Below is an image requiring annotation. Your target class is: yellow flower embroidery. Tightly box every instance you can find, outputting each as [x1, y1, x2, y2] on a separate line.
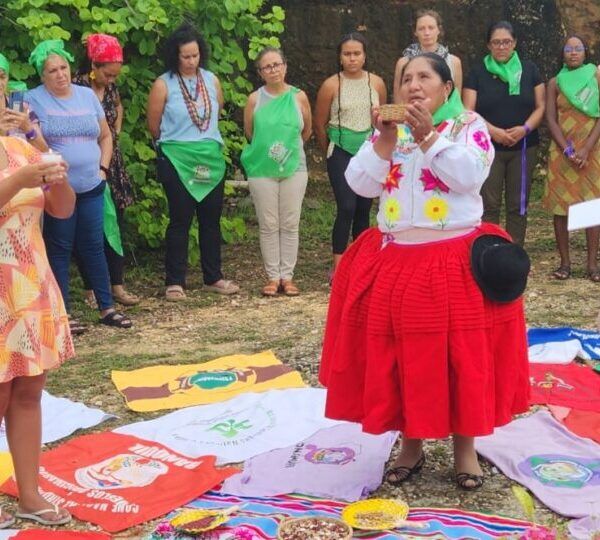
[384, 197, 401, 224]
[424, 197, 449, 223]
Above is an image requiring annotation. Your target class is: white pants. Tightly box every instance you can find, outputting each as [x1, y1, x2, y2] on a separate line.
[248, 171, 308, 281]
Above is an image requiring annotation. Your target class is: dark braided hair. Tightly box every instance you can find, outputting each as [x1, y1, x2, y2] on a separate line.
[336, 33, 373, 150]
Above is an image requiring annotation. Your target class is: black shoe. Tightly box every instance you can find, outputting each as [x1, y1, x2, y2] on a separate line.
[385, 453, 425, 486]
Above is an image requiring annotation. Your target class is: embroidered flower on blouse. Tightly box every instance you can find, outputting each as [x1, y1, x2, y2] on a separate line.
[384, 163, 404, 193]
[472, 130, 490, 152]
[419, 168, 449, 193]
[384, 197, 401, 225]
[424, 196, 449, 228]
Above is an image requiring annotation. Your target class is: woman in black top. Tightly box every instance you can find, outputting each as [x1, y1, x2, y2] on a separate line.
[463, 21, 545, 246]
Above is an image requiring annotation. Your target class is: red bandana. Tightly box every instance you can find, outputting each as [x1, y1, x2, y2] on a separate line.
[87, 33, 123, 63]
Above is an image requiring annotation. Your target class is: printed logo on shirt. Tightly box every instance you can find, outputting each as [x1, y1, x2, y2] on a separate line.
[193, 165, 211, 183]
[518, 454, 600, 489]
[303, 443, 356, 466]
[208, 418, 253, 438]
[530, 372, 574, 391]
[75, 454, 168, 490]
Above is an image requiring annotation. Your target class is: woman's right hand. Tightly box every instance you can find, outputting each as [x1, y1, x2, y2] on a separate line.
[489, 126, 516, 147]
[12, 161, 67, 189]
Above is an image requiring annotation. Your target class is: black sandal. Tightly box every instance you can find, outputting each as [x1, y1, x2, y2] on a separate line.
[68, 318, 87, 335]
[99, 311, 132, 329]
[456, 472, 485, 491]
[385, 454, 425, 486]
[552, 265, 571, 280]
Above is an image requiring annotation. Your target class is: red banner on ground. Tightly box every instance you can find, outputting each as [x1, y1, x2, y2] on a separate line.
[0, 432, 239, 533]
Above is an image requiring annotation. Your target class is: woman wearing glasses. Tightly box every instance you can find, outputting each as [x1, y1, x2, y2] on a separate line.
[463, 21, 545, 246]
[241, 47, 311, 296]
[544, 36, 600, 281]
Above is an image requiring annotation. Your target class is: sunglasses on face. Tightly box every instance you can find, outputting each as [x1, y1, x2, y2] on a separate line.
[564, 45, 585, 53]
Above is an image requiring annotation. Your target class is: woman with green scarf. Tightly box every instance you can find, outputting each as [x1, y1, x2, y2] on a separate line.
[0, 53, 48, 152]
[544, 36, 600, 282]
[147, 22, 239, 300]
[241, 47, 312, 297]
[319, 54, 529, 492]
[463, 21, 546, 246]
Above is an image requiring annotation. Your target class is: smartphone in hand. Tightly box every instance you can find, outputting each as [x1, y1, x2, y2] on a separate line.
[8, 91, 24, 112]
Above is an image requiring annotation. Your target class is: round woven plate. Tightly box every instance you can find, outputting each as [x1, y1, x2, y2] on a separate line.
[170, 508, 230, 534]
[341, 498, 409, 530]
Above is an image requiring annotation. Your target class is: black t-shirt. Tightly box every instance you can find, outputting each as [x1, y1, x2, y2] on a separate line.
[464, 59, 543, 151]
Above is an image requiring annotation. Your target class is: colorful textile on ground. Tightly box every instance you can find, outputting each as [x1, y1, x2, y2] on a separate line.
[146, 491, 538, 539]
[221, 423, 398, 501]
[527, 327, 600, 360]
[0, 532, 110, 539]
[112, 351, 305, 412]
[115, 388, 341, 465]
[549, 405, 600, 444]
[0, 390, 115, 451]
[529, 362, 600, 412]
[0, 432, 238, 533]
[476, 410, 600, 518]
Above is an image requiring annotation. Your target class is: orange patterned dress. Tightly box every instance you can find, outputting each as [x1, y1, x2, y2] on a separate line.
[544, 92, 600, 216]
[0, 136, 74, 383]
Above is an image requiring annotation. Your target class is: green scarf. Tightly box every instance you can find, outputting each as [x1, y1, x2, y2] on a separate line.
[0, 53, 9, 77]
[103, 184, 123, 256]
[7, 81, 27, 92]
[326, 126, 371, 156]
[241, 87, 301, 178]
[557, 63, 600, 118]
[160, 140, 225, 203]
[484, 51, 523, 95]
[432, 88, 465, 126]
[28, 40, 74, 76]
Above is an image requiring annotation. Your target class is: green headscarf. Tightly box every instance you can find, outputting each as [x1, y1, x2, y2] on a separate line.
[0, 53, 9, 77]
[7, 80, 27, 92]
[483, 51, 523, 95]
[432, 88, 465, 126]
[556, 63, 600, 118]
[28, 40, 74, 76]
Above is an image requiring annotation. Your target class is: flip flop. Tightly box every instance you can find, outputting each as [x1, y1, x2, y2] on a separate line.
[16, 503, 71, 525]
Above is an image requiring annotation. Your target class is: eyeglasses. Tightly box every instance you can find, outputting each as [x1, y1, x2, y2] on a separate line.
[490, 39, 514, 48]
[259, 62, 285, 73]
[564, 45, 585, 53]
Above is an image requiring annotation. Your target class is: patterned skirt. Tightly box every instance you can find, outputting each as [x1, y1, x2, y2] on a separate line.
[319, 223, 529, 438]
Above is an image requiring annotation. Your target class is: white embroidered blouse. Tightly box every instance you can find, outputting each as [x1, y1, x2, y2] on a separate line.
[346, 110, 494, 234]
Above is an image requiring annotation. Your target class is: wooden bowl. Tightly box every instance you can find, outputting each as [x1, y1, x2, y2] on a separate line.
[379, 104, 407, 122]
[277, 516, 353, 540]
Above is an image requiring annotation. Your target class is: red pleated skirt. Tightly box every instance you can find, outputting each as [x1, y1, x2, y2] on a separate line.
[319, 223, 529, 439]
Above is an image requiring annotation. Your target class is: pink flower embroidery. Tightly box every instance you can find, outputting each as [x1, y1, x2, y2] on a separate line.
[420, 168, 449, 193]
[384, 163, 404, 193]
[473, 130, 490, 152]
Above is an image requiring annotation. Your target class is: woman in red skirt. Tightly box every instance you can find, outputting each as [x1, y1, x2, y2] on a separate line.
[319, 53, 529, 490]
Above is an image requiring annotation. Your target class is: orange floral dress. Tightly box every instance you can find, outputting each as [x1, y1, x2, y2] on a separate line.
[0, 136, 74, 382]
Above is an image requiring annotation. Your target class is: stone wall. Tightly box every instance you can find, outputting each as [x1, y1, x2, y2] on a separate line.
[276, 0, 600, 100]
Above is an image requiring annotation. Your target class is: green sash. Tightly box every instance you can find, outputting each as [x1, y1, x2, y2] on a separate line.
[160, 140, 225, 202]
[241, 87, 301, 178]
[557, 63, 600, 118]
[327, 126, 371, 156]
[103, 184, 123, 256]
[484, 52, 523, 96]
[432, 88, 465, 126]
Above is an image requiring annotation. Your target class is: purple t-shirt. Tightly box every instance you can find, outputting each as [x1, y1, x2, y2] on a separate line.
[26, 84, 105, 193]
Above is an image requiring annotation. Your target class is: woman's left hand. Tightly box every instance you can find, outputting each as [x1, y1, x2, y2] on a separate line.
[574, 146, 590, 169]
[404, 100, 434, 143]
[505, 125, 527, 144]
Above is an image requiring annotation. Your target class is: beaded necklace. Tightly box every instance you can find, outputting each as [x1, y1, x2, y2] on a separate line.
[177, 69, 212, 132]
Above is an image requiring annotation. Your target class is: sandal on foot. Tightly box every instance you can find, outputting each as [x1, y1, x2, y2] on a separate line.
[16, 503, 71, 525]
[281, 280, 300, 297]
[204, 279, 240, 295]
[261, 281, 280, 297]
[0, 505, 15, 529]
[552, 265, 571, 280]
[165, 285, 186, 302]
[385, 453, 425, 486]
[68, 318, 87, 336]
[83, 291, 98, 310]
[113, 290, 140, 306]
[587, 269, 600, 283]
[99, 311, 132, 329]
[456, 472, 485, 491]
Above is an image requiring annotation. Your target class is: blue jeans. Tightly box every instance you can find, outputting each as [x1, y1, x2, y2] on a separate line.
[43, 182, 114, 311]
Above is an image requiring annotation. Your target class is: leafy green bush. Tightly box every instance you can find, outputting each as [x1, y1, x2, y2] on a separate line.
[0, 0, 285, 259]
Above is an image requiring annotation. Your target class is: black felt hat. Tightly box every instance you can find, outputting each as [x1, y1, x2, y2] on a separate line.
[471, 234, 530, 303]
